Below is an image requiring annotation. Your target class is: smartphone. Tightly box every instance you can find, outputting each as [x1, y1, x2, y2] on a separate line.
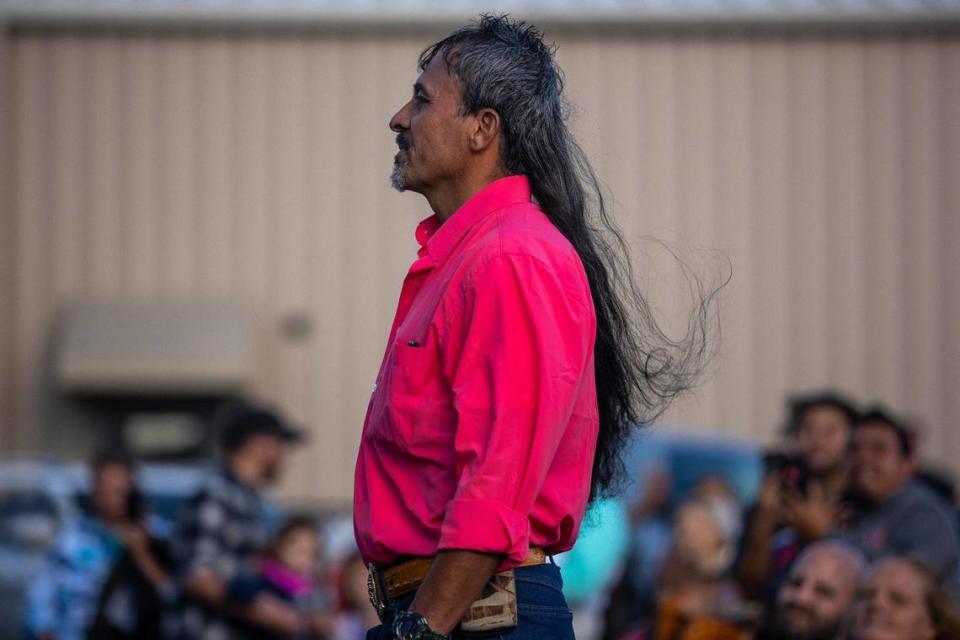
[762, 451, 808, 495]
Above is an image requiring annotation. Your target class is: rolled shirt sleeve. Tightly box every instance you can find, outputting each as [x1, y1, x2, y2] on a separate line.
[438, 253, 595, 565]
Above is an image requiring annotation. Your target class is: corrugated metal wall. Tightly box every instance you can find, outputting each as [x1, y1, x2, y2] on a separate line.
[0, 27, 13, 456]
[4, 27, 959, 503]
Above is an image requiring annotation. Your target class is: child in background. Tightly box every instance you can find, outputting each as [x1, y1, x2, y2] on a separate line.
[228, 516, 333, 639]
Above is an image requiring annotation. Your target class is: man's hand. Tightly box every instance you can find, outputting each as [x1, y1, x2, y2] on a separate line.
[734, 474, 782, 598]
[756, 475, 781, 517]
[117, 524, 151, 557]
[118, 524, 173, 593]
[782, 483, 836, 542]
[182, 569, 226, 606]
[407, 549, 503, 635]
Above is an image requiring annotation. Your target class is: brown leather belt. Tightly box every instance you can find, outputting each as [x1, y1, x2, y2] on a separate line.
[368, 547, 547, 605]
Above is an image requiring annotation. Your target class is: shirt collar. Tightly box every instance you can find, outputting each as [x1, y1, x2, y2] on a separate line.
[414, 175, 532, 266]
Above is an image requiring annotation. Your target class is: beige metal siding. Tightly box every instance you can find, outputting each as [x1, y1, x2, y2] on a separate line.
[5, 29, 959, 503]
[0, 27, 13, 453]
[944, 40, 960, 487]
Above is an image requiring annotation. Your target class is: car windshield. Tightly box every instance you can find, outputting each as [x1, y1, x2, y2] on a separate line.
[0, 491, 60, 549]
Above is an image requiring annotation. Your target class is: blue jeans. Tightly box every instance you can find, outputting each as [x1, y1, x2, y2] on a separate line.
[366, 562, 575, 639]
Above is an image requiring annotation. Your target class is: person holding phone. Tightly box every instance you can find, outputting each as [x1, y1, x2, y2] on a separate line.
[736, 392, 859, 603]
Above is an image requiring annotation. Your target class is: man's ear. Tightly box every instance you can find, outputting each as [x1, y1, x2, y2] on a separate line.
[469, 108, 501, 152]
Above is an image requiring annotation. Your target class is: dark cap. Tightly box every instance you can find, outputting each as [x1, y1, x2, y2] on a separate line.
[218, 404, 304, 454]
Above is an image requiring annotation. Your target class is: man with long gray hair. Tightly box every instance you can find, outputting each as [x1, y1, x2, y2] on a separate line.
[354, 14, 717, 640]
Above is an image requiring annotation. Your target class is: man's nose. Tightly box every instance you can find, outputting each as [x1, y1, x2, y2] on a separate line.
[788, 582, 817, 606]
[796, 584, 817, 604]
[863, 592, 884, 614]
[390, 100, 412, 132]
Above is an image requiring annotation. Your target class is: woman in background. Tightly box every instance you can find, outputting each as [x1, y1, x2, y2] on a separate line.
[853, 556, 960, 640]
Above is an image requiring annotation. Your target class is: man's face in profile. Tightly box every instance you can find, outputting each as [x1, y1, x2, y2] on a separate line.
[388, 52, 472, 194]
[249, 434, 288, 484]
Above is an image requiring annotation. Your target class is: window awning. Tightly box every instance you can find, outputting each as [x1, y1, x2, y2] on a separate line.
[56, 301, 256, 395]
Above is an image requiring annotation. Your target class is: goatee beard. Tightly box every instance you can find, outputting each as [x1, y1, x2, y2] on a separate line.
[390, 159, 407, 192]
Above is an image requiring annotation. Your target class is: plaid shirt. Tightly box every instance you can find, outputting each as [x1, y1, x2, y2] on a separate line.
[173, 467, 276, 640]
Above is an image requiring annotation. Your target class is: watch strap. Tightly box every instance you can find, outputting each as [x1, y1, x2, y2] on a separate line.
[392, 610, 450, 640]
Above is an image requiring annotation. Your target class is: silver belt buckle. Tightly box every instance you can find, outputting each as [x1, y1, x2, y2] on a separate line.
[367, 562, 387, 620]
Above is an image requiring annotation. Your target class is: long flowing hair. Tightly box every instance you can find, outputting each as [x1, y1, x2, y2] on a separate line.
[420, 15, 724, 500]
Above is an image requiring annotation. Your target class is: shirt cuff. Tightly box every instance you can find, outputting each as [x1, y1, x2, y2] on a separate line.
[438, 498, 531, 565]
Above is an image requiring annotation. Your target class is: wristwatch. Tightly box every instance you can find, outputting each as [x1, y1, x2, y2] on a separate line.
[392, 610, 450, 640]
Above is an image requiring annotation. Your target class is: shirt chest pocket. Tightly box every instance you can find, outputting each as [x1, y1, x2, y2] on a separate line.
[374, 337, 444, 449]
[390, 339, 434, 399]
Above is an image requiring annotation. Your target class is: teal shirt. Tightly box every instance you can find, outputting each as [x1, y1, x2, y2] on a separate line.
[558, 498, 628, 604]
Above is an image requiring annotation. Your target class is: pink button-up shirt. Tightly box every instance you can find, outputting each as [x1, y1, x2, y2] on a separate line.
[353, 175, 599, 570]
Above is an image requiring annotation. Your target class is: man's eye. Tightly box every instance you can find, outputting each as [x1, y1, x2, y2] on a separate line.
[890, 593, 909, 606]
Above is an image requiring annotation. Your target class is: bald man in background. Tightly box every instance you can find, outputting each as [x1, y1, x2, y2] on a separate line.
[756, 540, 865, 640]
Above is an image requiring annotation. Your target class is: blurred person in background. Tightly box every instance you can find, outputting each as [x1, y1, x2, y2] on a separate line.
[226, 516, 333, 639]
[601, 466, 674, 639]
[755, 539, 864, 640]
[333, 553, 381, 640]
[173, 403, 302, 640]
[840, 408, 959, 581]
[737, 392, 859, 601]
[24, 448, 169, 640]
[852, 556, 960, 640]
[88, 521, 178, 640]
[619, 491, 753, 640]
[603, 472, 740, 639]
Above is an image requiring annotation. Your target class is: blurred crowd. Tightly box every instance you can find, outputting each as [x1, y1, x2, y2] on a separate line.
[601, 392, 960, 640]
[22, 404, 378, 640]
[19, 393, 960, 640]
